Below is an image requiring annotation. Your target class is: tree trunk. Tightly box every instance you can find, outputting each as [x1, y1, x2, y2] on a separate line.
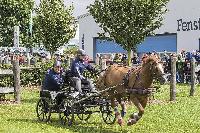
[127, 49, 131, 66]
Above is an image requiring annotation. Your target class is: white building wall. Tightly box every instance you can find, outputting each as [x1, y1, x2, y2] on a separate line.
[78, 14, 101, 58]
[156, 0, 200, 52]
[78, 0, 200, 58]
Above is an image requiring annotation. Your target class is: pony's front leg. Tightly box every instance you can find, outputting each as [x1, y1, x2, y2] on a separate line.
[127, 96, 148, 126]
[111, 99, 123, 126]
[120, 100, 127, 118]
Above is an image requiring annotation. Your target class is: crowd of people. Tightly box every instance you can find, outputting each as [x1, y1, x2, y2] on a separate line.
[161, 50, 200, 83]
[95, 50, 200, 83]
[2, 47, 200, 85]
[0, 50, 45, 65]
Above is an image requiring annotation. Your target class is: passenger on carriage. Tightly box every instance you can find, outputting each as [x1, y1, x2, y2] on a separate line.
[42, 60, 64, 92]
[42, 60, 64, 104]
[70, 49, 98, 96]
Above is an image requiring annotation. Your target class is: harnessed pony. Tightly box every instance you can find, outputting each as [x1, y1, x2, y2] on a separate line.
[96, 54, 166, 126]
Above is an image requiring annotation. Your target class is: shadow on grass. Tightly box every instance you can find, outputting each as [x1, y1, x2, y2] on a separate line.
[7, 118, 128, 133]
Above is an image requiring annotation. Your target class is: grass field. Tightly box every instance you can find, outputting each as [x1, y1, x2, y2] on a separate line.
[0, 84, 200, 133]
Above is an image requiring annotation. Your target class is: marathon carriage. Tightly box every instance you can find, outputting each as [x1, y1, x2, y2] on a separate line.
[36, 70, 116, 126]
[36, 54, 167, 126]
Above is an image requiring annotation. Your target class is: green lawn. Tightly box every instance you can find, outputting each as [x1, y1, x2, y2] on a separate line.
[0, 84, 200, 133]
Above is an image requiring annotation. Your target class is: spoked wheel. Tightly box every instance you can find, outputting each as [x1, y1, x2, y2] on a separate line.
[77, 105, 91, 121]
[59, 98, 74, 126]
[101, 102, 116, 125]
[36, 98, 51, 122]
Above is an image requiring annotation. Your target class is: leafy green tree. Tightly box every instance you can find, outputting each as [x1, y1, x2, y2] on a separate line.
[88, 0, 169, 65]
[0, 0, 34, 47]
[34, 0, 77, 54]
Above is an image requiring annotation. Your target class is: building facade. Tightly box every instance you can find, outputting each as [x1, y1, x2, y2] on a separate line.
[78, 0, 200, 59]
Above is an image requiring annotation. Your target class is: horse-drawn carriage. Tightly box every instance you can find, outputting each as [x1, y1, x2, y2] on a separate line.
[36, 70, 116, 126]
[36, 54, 167, 126]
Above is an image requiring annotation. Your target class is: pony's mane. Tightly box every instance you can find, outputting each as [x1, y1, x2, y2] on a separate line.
[142, 54, 160, 66]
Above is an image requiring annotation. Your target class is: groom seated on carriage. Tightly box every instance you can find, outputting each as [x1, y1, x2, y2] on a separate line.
[70, 49, 98, 96]
[42, 60, 65, 105]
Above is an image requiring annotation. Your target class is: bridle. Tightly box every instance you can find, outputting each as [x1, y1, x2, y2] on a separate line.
[149, 61, 165, 80]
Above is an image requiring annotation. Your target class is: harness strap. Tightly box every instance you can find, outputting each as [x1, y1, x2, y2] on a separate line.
[131, 67, 141, 88]
[123, 67, 139, 87]
[123, 69, 131, 87]
[127, 88, 153, 96]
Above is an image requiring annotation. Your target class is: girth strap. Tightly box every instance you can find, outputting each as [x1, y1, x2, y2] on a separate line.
[127, 88, 153, 96]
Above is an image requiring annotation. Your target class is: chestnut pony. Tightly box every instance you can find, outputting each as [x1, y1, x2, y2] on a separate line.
[96, 54, 166, 126]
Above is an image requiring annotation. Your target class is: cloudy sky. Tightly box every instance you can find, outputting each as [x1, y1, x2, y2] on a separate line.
[35, 0, 95, 17]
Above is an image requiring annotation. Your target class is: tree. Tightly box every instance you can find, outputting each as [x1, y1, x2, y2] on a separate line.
[34, 0, 77, 54]
[0, 0, 34, 47]
[88, 0, 169, 66]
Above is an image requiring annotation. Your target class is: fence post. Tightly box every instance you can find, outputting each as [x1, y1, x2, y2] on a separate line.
[27, 52, 31, 66]
[170, 55, 176, 101]
[13, 57, 21, 103]
[190, 57, 196, 96]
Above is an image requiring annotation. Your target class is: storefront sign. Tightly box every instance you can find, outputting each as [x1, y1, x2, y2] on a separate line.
[177, 18, 200, 31]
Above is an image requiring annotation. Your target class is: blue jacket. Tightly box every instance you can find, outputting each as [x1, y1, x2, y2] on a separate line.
[42, 69, 64, 91]
[70, 57, 93, 79]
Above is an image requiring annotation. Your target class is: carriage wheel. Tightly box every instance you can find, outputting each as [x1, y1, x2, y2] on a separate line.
[59, 99, 74, 126]
[77, 105, 91, 121]
[36, 98, 51, 122]
[101, 102, 116, 125]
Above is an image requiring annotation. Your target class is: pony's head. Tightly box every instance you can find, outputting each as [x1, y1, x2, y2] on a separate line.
[142, 54, 166, 84]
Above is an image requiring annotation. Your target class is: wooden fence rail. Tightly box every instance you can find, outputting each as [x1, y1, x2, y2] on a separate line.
[0, 60, 20, 103]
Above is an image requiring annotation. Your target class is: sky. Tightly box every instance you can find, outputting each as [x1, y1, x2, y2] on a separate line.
[35, 0, 95, 17]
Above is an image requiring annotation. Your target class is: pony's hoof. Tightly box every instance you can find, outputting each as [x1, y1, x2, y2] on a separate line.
[117, 118, 123, 126]
[133, 113, 140, 121]
[130, 113, 140, 121]
[127, 119, 137, 126]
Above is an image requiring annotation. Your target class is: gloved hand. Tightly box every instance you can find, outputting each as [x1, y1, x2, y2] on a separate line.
[61, 71, 66, 77]
[80, 75, 86, 80]
[91, 68, 98, 74]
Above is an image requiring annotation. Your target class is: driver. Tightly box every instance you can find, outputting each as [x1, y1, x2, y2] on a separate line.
[70, 49, 98, 95]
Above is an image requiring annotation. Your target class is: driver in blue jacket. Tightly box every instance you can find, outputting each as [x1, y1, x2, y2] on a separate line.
[70, 49, 98, 95]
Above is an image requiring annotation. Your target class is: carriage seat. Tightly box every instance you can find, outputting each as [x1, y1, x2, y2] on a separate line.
[64, 70, 91, 92]
[40, 90, 65, 101]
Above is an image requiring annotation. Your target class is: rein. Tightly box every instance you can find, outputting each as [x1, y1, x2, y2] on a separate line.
[74, 82, 125, 105]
